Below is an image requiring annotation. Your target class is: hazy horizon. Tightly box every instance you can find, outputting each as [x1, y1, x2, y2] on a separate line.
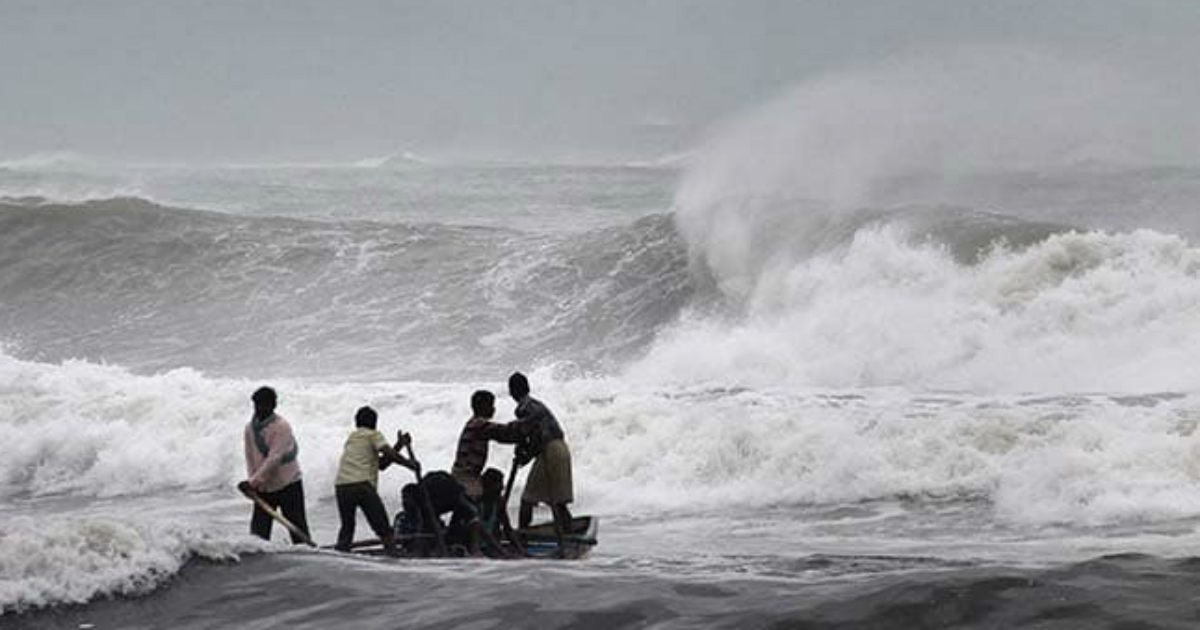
[4, 0, 1200, 164]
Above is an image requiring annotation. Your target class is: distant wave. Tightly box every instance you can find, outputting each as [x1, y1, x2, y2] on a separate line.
[352, 151, 439, 169]
[0, 165, 151, 205]
[624, 150, 696, 169]
[0, 151, 97, 170]
[0, 197, 693, 378]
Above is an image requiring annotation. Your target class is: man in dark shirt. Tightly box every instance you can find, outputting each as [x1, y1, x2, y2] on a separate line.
[508, 372, 574, 555]
[451, 390, 523, 499]
[400, 470, 504, 557]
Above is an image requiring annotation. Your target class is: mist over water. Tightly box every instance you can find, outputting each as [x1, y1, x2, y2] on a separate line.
[636, 49, 1200, 392]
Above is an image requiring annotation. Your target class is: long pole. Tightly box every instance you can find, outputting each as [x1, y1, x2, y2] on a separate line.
[499, 457, 527, 554]
[238, 483, 316, 547]
[502, 457, 520, 512]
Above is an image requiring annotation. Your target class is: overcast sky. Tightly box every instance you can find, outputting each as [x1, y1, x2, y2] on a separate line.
[2, 1, 1198, 163]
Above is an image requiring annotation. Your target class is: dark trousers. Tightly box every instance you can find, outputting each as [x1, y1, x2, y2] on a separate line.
[335, 481, 391, 551]
[250, 479, 310, 544]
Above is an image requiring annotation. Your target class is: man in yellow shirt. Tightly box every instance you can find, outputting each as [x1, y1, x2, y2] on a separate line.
[334, 406, 416, 555]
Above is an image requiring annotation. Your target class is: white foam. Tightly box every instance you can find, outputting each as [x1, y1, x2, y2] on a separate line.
[0, 513, 264, 613]
[0, 357, 250, 499]
[0, 352, 471, 502]
[2, 347, 1198, 564]
[632, 225, 1200, 392]
[537, 376, 1200, 530]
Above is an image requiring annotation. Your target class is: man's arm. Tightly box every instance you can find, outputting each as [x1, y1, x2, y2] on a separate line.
[379, 443, 418, 472]
[483, 420, 524, 444]
[505, 418, 540, 441]
[504, 420, 539, 466]
[379, 431, 419, 473]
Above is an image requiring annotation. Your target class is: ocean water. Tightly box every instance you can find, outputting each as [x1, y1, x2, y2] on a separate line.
[3, 142, 1200, 627]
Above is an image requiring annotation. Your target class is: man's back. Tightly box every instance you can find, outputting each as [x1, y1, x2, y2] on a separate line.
[335, 427, 387, 486]
[244, 414, 302, 492]
[514, 397, 565, 460]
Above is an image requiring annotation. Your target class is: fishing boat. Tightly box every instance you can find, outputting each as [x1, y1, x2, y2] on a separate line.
[512, 516, 599, 559]
[329, 516, 599, 560]
[241, 475, 598, 560]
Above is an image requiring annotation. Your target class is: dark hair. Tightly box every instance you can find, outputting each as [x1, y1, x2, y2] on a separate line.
[355, 406, 378, 429]
[471, 390, 495, 416]
[507, 372, 530, 399]
[251, 386, 277, 409]
[482, 468, 504, 495]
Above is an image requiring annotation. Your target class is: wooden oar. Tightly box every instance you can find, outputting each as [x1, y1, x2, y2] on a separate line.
[404, 442, 449, 557]
[501, 456, 520, 511]
[237, 482, 316, 547]
[498, 456, 526, 555]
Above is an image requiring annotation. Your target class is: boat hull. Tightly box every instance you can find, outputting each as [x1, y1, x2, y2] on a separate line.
[338, 516, 599, 560]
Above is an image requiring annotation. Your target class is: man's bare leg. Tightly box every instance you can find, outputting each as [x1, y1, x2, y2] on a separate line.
[550, 503, 573, 557]
[519, 501, 535, 529]
[381, 531, 400, 557]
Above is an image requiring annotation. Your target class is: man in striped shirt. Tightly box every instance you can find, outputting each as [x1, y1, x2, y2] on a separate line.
[451, 390, 523, 500]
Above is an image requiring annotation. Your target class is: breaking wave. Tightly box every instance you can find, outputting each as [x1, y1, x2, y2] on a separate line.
[0, 513, 263, 614]
[631, 48, 1200, 393]
[3, 349, 1200, 529]
[633, 223, 1200, 392]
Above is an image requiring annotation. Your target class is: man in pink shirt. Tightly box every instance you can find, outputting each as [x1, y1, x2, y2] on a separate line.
[242, 386, 310, 543]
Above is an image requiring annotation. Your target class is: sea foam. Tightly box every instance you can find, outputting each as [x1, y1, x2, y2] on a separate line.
[3, 350, 1199, 532]
[0, 514, 264, 614]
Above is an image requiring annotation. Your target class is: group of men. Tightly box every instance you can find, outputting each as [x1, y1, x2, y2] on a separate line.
[239, 371, 575, 557]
